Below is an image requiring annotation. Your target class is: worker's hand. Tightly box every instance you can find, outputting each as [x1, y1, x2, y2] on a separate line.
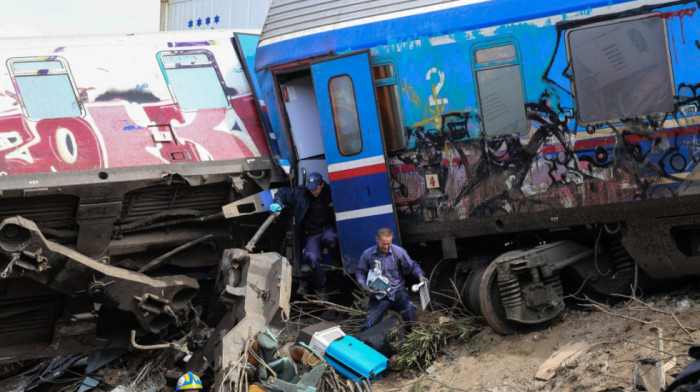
[362, 285, 378, 295]
[269, 203, 282, 212]
[420, 276, 429, 287]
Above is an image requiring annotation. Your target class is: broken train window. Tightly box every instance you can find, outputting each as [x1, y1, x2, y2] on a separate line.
[8, 58, 82, 119]
[158, 51, 229, 111]
[567, 15, 674, 124]
[473, 43, 529, 136]
[372, 62, 406, 151]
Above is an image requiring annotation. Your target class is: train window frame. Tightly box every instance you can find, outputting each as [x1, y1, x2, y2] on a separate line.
[565, 13, 675, 125]
[157, 50, 230, 111]
[471, 42, 529, 137]
[371, 60, 407, 151]
[328, 74, 363, 157]
[7, 57, 83, 120]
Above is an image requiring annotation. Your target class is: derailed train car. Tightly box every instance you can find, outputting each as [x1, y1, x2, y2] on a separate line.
[0, 30, 291, 388]
[255, 0, 700, 334]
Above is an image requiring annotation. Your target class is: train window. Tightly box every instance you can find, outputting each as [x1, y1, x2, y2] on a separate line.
[8, 59, 81, 119]
[474, 44, 528, 136]
[329, 75, 363, 156]
[159, 52, 229, 110]
[475, 45, 517, 64]
[372, 65, 395, 80]
[373, 62, 406, 151]
[567, 16, 674, 124]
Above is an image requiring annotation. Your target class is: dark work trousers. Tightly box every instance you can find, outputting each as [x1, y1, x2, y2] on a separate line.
[302, 227, 338, 288]
[361, 287, 417, 332]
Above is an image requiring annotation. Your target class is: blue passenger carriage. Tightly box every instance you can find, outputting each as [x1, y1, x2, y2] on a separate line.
[256, 0, 700, 333]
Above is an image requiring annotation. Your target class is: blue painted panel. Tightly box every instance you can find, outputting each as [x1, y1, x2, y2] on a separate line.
[257, 70, 291, 161]
[256, 0, 641, 70]
[235, 33, 279, 156]
[336, 212, 397, 275]
[311, 53, 384, 164]
[310, 52, 399, 269]
[236, 34, 264, 100]
[331, 172, 394, 213]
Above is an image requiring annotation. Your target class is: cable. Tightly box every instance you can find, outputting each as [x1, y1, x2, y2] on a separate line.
[594, 225, 611, 276]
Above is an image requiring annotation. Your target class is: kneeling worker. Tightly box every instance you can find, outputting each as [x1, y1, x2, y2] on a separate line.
[356, 227, 427, 333]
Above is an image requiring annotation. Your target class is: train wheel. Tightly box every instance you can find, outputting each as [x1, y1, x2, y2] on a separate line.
[428, 258, 459, 311]
[479, 261, 519, 335]
[462, 265, 486, 315]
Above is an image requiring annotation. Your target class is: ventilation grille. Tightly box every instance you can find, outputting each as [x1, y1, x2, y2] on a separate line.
[119, 183, 231, 224]
[0, 295, 61, 347]
[0, 195, 78, 230]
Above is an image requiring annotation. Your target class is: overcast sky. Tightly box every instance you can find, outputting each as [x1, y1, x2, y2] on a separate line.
[0, 0, 161, 37]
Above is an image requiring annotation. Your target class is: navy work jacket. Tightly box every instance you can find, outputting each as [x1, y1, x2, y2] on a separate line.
[273, 183, 335, 238]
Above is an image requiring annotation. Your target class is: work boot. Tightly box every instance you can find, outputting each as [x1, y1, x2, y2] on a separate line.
[317, 285, 329, 302]
[296, 279, 309, 296]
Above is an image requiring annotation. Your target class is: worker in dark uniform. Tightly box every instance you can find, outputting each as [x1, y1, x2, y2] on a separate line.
[270, 172, 337, 298]
[356, 227, 427, 333]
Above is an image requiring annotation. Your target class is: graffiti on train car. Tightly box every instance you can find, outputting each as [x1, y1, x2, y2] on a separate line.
[384, 6, 700, 223]
[0, 42, 270, 175]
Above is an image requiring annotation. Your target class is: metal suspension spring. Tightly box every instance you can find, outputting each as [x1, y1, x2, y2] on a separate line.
[542, 273, 563, 297]
[499, 277, 523, 307]
[608, 235, 635, 276]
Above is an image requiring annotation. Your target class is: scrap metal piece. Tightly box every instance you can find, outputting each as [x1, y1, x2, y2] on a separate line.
[0, 216, 199, 334]
[214, 250, 292, 392]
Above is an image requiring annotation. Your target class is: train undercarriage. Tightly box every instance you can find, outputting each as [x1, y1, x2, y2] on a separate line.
[0, 161, 291, 391]
[424, 212, 700, 335]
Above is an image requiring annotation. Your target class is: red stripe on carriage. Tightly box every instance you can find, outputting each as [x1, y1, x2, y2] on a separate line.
[329, 163, 387, 181]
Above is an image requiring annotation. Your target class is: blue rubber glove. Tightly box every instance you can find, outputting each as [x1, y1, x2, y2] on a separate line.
[269, 203, 282, 212]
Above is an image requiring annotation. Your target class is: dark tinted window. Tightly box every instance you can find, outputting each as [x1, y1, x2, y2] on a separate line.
[475, 45, 528, 136]
[568, 16, 674, 123]
[329, 75, 362, 156]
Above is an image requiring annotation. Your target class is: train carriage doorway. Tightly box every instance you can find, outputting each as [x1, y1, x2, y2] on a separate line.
[310, 51, 399, 274]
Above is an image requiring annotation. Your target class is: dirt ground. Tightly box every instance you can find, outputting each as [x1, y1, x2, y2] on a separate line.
[370, 284, 700, 392]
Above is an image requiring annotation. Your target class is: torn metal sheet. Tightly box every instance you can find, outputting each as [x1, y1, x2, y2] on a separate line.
[214, 251, 292, 391]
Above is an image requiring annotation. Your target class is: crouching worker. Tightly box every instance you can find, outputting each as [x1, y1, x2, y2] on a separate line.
[269, 172, 338, 299]
[356, 227, 428, 333]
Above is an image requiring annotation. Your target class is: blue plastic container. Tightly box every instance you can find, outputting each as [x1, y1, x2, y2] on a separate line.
[324, 335, 388, 383]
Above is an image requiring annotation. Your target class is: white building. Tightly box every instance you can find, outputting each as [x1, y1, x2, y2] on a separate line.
[160, 0, 273, 31]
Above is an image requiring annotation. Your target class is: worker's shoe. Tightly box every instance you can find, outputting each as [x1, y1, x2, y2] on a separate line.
[317, 285, 329, 302]
[296, 279, 309, 296]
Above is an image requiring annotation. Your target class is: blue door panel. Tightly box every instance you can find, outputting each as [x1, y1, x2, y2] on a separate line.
[328, 173, 394, 213]
[311, 54, 385, 164]
[310, 52, 399, 271]
[336, 213, 397, 274]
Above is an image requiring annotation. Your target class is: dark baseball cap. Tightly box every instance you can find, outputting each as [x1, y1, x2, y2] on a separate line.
[306, 172, 323, 190]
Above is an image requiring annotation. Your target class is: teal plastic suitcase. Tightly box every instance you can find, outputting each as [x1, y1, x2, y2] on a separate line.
[324, 335, 388, 383]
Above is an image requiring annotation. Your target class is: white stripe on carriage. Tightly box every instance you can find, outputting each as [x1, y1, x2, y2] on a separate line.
[336, 204, 394, 221]
[328, 155, 385, 173]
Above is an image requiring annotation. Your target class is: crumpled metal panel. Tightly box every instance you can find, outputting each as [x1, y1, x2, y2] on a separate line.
[0, 216, 199, 334]
[214, 250, 291, 392]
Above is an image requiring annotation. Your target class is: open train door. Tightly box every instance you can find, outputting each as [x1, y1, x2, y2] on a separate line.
[310, 51, 399, 274]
